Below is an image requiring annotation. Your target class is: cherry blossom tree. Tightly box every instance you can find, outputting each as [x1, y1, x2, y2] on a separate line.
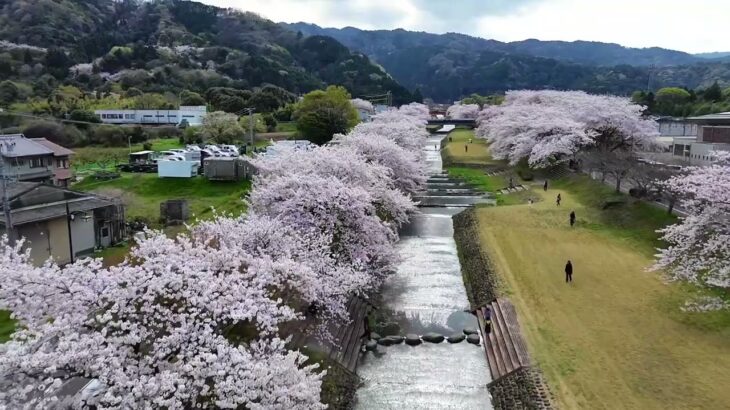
[252, 146, 416, 226]
[350, 98, 375, 113]
[248, 173, 400, 288]
[0, 101, 431, 408]
[334, 132, 427, 195]
[0, 227, 326, 409]
[476, 90, 659, 169]
[447, 103, 480, 119]
[651, 157, 730, 288]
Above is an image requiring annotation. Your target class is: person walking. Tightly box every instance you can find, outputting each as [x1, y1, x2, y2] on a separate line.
[483, 306, 492, 334]
[543, 180, 548, 191]
[509, 177, 514, 189]
[570, 211, 576, 227]
[565, 260, 573, 283]
[465, 144, 468, 153]
[556, 193, 562, 206]
[361, 313, 372, 341]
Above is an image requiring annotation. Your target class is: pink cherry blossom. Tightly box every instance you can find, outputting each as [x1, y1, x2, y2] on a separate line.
[651, 158, 730, 288]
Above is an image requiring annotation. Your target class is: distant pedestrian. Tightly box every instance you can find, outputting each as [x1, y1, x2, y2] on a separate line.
[509, 177, 514, 189]
[543, 180, 548, 191]
[570, 211, 576, 227]
[465, 144, 468, 153]
[483, 306, 492, 334]
[556, 193, 562, 206]
[469, 138, 473, 144]
[565, 260, 573, 283]
[434, 144, 438, 150]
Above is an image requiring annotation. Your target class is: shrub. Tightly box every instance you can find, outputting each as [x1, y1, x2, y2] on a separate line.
[517, 168, 535, 181]
[148, 126, 181, 139]
[91, 125, 127, 147]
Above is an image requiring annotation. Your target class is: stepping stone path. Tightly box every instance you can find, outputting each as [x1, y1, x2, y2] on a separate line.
[370, 332, 382, 341]
[466, 334, 481, 345]
[463, 327, 479, 335]
[365, 340, 378, 351]
[422, 333, 445, 343]
[405, 334, 422, 346]
[447, 333, 466, 343]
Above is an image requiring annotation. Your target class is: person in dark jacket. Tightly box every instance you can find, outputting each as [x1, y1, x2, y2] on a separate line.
[361, 313, 371, 340]
[543, 180, 548, 191]
[565, 260, 573, 283]
[570, 211, 576, 227]
[556, 193, 562, 206]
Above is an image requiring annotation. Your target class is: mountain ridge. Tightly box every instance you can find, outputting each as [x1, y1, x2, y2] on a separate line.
[284, 22, 730, 102]
[0, 0, 417, 105]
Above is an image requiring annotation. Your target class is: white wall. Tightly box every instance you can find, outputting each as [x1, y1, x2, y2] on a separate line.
[158, 160, 199, 178]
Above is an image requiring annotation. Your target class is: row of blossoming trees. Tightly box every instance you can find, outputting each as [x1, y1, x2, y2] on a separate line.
[468, 90, 729, 294]
[0, 103, 431, 408]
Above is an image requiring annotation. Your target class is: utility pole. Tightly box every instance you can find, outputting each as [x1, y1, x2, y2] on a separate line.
[646, 64, 656, 92]
[65, 201, 74, 264]
[0, 143, 15, 245]
[243, 107, 255, 147]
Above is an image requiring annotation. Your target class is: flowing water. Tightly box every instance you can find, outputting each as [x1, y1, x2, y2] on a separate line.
[354, 136, 493, 409]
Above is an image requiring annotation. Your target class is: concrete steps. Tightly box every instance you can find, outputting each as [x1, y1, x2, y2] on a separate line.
[477, 298, 531, 380]
[497, 184, 528, 195]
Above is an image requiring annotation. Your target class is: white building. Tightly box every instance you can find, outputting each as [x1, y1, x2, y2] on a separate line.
[94, 106, 207, 126]
[668, 113, 730, 166]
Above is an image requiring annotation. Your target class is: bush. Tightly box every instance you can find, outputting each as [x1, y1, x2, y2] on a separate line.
[69, 109, 101, 124]
[126, 126, 148, 144]
[263, 113, 277, 132]
[22, 121, 71, 146]
[91, 125, 127, 147]
[148, 126, 181, 139]
[143, 142, 153, 151]
[183, 127, 203, 144]
[124, 87, 144, 98]
[517, 168, 535, 181]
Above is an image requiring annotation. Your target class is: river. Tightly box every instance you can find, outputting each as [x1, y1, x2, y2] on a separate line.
[354, 135, 493, 409]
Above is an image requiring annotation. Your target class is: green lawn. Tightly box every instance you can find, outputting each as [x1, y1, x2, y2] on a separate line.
[447, 166, 537, 206]
[474, 176, 730, 409]
[73, 173, 251, 226]
[443, 129, 494, 165]
[72, 138, 184, 171]
[275, 121, 297, 133]
[0, 310, 15, 343]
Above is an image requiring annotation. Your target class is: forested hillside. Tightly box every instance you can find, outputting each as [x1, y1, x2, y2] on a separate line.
[286, 23, 730, 102]
[0, 0, 417, 106]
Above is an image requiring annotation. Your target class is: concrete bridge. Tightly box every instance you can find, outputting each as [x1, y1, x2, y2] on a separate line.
[427, 118, 477, 128]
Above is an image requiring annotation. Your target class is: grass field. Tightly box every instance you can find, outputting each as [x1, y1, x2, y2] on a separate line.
[0, 310, 15, 343]
[72, 138, 184, 171]
[443, 129, 537, 205]
[474, 176, 730, 409]
[73, 173, 251, 226]
[443, 129, 494, 165]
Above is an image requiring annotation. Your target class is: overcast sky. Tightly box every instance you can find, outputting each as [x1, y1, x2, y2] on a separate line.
[199, 0, 727, 54]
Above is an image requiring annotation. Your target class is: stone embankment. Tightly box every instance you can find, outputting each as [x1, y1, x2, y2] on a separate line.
[453, 208, 555, 409]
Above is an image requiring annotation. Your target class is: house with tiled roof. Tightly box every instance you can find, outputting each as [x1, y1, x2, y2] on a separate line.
[0, 134, 75, 186]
